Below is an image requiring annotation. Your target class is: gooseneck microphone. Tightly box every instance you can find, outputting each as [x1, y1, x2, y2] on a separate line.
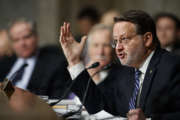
[62, 63, 112, 118]
[86, 62, 100, 69]
[49, 62, 100, 106]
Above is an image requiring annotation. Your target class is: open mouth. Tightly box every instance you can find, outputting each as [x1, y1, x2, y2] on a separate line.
[118, 53, 125, 59]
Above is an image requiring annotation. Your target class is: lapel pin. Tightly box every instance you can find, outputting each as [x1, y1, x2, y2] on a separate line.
[150, 70, 153, 74]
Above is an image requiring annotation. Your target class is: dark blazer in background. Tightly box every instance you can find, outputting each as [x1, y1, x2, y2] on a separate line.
[0, 46, 71, 99]
[71, 47, 180, 119]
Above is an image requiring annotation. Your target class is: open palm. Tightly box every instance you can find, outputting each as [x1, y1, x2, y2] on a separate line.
[59, 22, 87, 66]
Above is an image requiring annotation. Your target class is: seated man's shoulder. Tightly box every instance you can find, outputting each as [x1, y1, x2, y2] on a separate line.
[38, 46, 68, 68]
[160, 49, 180, 65]
[0, 55, 16, 64]
[157, 49, 180, 73]
[39, 45, 66, 61]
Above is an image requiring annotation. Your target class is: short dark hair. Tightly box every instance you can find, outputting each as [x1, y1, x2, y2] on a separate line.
[114, 10, 160, 46]
[154, 12, 180, 29]
[77, 6, 100, 24]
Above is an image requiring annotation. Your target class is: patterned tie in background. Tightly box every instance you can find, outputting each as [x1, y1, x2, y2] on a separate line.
[129, 69, 141, 110]
[11, 63, 28, 85]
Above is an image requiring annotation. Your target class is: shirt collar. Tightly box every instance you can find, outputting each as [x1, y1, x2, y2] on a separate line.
[139, 50, 155, 74]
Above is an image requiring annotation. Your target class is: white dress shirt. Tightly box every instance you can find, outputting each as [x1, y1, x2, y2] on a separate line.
[68, 62, 108, 84]
[136, 51, 154, 107]
[6, 56, 37, 90]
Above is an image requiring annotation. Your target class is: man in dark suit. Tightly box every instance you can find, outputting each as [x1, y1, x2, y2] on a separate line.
[59, 10, 180, 119]
[0, 18, 70, 98]
[155, 12, 180, 55]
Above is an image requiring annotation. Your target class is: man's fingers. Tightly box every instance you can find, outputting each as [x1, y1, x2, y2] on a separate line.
[127, 110, 137, 117]
[80, 35, 87, 46]
[64, 22, 68, 36]
[127, 108, 145, 120]
[59, 26, 63, 43]
[67, 23, 71, 37]
[60, 26, 65, 43]
[128, 109, 142, 114]
[60, 33, 64, 44]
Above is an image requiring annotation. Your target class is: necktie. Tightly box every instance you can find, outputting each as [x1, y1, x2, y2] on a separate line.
[11, 63, 28, 85]
[129, 69, 141, 110]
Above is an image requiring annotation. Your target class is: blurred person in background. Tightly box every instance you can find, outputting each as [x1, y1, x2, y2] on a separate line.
[84, 24, 119, 85]
[0, 18, 70, 99]
[155, 12, 180, 54]
[0, 30, 13, 58]
[176, 20, 180, 45]
[100, 10, 120, 27]
[75, 6, 101, 42]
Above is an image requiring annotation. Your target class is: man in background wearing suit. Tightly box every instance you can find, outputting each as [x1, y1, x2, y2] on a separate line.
[0, 18, 69, 99]
[59, 10, 180, 119]
[155, 12, 180, 54]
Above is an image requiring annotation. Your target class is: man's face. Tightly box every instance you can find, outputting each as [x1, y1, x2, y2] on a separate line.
[88, 29, 113, 67]
[9, 22, 38, 58]
[156, 17, 177, 48]
[113, 22, 147, 68]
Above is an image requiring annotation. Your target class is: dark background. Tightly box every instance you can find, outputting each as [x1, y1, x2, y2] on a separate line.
[0, 0, 179, 46]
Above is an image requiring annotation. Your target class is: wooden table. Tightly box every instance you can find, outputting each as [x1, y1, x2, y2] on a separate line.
[0, 86, 64, 120]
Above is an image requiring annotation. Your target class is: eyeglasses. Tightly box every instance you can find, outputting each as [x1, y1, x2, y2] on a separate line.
[111, 34, 139, 48]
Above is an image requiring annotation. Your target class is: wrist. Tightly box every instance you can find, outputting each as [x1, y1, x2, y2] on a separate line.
[68, 59, 81, 67]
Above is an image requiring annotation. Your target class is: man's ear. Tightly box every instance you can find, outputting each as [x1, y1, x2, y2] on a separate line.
[143, 32, 153, 48]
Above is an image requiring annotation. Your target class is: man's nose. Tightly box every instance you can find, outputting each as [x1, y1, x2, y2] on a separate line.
[116, 42, 124, 51]
[97, 46, 104, 55]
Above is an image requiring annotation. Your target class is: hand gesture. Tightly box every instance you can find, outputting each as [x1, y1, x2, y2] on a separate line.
[59, 22, 87, 67]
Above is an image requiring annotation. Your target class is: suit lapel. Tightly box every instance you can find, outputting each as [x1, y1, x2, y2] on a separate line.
[139, 48, 162, 110]
[139, 66, 157, 110]
[0, 55, 17, 79]
[27, 53, 43, 91]
[126, 67, 136, 103]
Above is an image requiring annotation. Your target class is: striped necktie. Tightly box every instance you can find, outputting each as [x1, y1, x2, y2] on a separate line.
[129, 69, 141, 110]
[11, 63, 28, 85]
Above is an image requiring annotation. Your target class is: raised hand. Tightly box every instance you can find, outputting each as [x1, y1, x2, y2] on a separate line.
[59, 22, 87, 67]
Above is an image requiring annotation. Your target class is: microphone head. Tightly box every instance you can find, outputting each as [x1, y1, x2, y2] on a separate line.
[102, 63, 112, 70]
[92, 62, 100, 68]
[87, 62, 100, 69]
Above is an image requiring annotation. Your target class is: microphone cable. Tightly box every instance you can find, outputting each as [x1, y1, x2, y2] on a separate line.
[49, 62, 100, 106]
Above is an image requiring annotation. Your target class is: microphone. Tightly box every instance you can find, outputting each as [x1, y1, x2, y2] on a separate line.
[49, 62, 100, 106]
[102, 63, 112, 70]
[62, 63, 112, 118]
[86, 62, 100, 69]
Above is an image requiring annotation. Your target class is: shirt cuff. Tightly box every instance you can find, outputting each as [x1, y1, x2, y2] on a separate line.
[68, 62, 85, 80]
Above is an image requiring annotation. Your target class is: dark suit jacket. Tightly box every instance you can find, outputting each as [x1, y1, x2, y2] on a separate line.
[0, 46, 71, 99]
[71, 47, 180, 119]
